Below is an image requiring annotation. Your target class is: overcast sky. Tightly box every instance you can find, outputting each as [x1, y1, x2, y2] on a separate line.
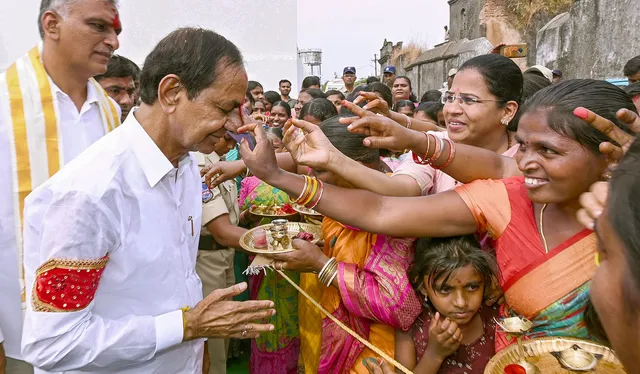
[297, 0, 450, 81]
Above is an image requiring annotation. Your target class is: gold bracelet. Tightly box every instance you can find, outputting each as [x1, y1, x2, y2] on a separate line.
[326, 265, 339, 287]
[325, 262, 339, 286]
[181, 306, 191, 334]
[319, 259, 338, 286]
[301, 178, 319, 206]
[295, 176, 315, 206]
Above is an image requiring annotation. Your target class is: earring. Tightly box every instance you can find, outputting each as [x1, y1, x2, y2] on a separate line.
[422, 295, 429, 307]
[501, 118, 509, 126]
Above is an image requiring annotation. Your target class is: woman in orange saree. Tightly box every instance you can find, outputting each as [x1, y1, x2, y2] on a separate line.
[240, 80, 637, 354]
[266, 116, 422, 374]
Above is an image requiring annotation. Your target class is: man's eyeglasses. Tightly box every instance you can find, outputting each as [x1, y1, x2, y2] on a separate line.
[441, 91, 504, 106]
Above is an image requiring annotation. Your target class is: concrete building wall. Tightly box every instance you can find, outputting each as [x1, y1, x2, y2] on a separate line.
[448, 0, 484, 41]
[536, 0, 640, 79]
[0, 0, 298, 90]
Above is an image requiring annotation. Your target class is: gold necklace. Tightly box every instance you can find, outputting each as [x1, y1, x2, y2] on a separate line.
[539, 203, 549, 253]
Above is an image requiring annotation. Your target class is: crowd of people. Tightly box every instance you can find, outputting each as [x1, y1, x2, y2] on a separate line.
[2, 1, 640, 374]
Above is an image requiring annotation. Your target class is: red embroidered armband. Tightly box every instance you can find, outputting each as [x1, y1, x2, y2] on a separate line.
[32, 256, 108, 312]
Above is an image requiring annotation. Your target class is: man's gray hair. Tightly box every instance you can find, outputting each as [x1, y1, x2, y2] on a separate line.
[38, 0, 118, 38]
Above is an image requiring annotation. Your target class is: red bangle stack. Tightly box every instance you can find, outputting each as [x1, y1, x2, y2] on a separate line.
[432, 138, 456, 169]
[411, 132, 456, 168]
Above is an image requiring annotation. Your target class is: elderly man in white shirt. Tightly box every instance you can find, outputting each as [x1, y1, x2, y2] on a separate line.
[0, 1, 122, 372]
[20, 27, 276, 374]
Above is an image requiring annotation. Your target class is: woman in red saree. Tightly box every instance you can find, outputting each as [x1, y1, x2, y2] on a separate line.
[239, 80, 637, 353]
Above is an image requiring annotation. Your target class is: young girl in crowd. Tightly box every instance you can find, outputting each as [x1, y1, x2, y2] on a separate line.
[264, 90, 281, 113]
[396, 235, 498, 374]
[248, 80, 264, 103]
[325, 89, 346, 112]
[269, 101, 291, 128]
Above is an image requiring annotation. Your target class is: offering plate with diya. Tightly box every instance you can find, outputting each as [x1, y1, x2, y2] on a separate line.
[494, 317, 539, 374]
[240, 220, 322, 254]
[485, 333, 625, 373]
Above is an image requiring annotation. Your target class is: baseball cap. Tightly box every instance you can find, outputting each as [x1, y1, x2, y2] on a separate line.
[552, 69, 563, 77]
[448, 68, 458, 77]
[343, 66, 356, 74]
[383, 65, 396, 74]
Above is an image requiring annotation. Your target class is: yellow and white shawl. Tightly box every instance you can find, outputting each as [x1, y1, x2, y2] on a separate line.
[0, 44, 120, 310]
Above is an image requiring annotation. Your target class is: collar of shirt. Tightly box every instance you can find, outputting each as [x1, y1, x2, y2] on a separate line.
[125, 111, 190, 188]
[50, 79, 100, 108]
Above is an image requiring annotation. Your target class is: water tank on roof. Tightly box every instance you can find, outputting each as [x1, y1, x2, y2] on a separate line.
[299, 49, 322, 65]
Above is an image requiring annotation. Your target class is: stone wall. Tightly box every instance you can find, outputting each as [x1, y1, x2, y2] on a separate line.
[404, 38, 493, 96]
[536, 0, 640, 79]
[448, 0, 484, 41]
[480, 0, 522, 46]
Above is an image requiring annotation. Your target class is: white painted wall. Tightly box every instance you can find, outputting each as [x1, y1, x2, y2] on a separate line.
[0, 0, 298, 91]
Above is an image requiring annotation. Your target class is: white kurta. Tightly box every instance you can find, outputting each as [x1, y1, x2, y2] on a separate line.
[21, 112, 204, 373]
[0, 80, 118, 360]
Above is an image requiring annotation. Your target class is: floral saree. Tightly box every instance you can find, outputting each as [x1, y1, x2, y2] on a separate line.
[240, 176, 301, 374]
[299, 218, 422, 374]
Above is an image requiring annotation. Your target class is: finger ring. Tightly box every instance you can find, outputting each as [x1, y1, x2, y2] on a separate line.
[242, 324, 248, 338]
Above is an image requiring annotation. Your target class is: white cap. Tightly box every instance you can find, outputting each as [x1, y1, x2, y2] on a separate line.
[525, 65, 554, 83]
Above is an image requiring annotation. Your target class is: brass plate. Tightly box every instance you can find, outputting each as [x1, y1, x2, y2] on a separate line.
[291, 203, 322, 217]
[485, 337, 625, 374]
[240, 222, 323, 254]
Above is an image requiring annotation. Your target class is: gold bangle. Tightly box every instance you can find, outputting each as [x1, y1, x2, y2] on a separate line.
[326, 266, 339, 287]
[319, 259, 338, 286]
[300, 178, 319, 206]
[318, 257, 335, 281]
[181, 306, 191, 334]
[295, 176, 315, 205]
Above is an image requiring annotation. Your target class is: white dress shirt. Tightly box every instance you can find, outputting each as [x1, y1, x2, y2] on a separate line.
[21, 111, 203, 373]
[0, 81, 119, 359]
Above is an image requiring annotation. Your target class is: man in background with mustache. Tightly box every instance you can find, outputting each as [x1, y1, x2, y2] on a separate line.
[95, 54, 139, 122]
[0, 1, 122, 372]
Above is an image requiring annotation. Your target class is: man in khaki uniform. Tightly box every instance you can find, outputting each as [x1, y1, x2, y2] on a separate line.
[196, 137, 249, 374]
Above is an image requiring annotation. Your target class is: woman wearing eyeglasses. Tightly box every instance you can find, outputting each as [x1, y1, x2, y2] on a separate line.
[288, 54, 523, 200]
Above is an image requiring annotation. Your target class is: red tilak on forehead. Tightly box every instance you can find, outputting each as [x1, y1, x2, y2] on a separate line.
[112, 12, 121, 30]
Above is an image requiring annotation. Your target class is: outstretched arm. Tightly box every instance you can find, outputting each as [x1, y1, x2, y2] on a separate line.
[240, 123, 478, 238]
[340, 101, 521, 182]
